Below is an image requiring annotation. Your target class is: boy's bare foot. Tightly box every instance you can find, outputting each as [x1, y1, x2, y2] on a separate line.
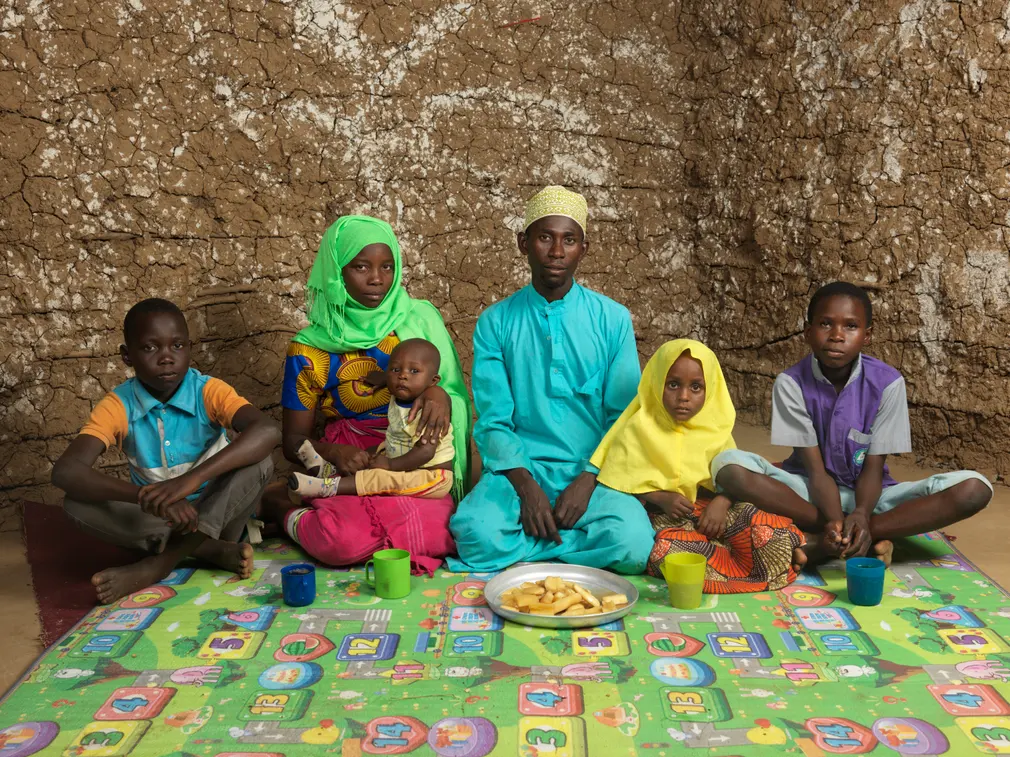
[194, 539, 255, 579]
[873, 539, 894, 567]
[791, 546, 808, 574]
[92, 556, 172, 605]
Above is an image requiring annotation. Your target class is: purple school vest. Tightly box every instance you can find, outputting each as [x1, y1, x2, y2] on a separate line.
[781, 354, 901, 489]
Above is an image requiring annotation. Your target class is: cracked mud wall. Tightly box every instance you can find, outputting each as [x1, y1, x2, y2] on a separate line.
[2, 0, 1009, 527]
[693, 0, 1010, 485]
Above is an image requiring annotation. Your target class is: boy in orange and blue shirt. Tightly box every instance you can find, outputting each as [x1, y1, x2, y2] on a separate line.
[51, 298, 280, 604]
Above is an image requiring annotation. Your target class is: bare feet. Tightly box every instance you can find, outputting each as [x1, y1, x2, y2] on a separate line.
[92, 556, 173, 605]
[791, 546, 808, 574]
[194, 539, 255, 579]
[873, 540, 894, 567]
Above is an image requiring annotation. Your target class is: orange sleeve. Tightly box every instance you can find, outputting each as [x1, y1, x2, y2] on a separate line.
[79, 393, 128, 450]
[203, 377, 252, 429]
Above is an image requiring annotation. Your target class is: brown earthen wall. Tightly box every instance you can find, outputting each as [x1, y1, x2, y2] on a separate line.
[3, 0, 1008, 528]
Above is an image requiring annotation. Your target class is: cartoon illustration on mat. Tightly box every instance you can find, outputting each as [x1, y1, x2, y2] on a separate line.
[4, 534, 1010, 755]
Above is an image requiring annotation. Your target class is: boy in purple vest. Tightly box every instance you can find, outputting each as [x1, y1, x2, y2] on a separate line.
[712, 282, 992, 563]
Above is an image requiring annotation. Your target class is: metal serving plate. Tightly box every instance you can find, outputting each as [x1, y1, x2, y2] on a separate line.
[484, 563, 639, 629]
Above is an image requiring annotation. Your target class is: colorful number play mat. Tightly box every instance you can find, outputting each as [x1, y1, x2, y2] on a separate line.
[4, 533, 1010, 755]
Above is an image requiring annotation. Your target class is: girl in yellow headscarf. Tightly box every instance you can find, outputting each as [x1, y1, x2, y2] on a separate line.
[591, 339, 806, 593]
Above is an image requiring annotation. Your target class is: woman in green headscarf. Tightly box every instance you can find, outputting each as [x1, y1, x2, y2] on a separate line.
[260, 215, 471, 575]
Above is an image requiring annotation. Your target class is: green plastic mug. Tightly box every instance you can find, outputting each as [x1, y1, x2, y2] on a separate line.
[365, 548, 411, 599]
[660, 552, 708, 609]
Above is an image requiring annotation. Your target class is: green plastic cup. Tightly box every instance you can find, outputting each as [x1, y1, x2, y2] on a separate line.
[365, 548, 411, 599]
[661, 553, 708, 609]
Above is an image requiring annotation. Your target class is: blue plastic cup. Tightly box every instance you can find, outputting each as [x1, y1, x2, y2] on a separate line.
[846, 557, 886, 606]
[281, 563, 316, 607]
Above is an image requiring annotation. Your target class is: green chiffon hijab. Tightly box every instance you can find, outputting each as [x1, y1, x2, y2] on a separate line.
[293, 215, 471, 499]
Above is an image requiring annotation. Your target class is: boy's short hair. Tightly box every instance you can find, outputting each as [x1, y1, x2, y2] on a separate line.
[123, 298, 187, 343]
[391, 338, 441, 372]
[807, 282, 873, 326]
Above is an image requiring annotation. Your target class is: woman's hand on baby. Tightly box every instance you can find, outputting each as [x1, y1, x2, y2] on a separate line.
[320, 443, 370, 475]
[696, 496, 731, 539]
[554, 472, 597, 529]
[370, 454, 391, 470]
[650, 491, 694, 518]
[409, 386, 451, 446]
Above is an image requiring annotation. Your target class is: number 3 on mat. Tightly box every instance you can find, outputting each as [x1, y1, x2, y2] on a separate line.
[518, 717, 587, 757]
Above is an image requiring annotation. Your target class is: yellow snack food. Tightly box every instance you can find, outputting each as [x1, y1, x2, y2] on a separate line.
[496, 576, 628, 618]
[601, 593, 629, 608]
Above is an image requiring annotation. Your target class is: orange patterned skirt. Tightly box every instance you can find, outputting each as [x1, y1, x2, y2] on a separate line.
[647, 501, 805, 593]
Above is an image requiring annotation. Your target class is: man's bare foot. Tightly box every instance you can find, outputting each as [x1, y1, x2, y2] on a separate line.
[791, 546, 808, 574]
[92, 557, 172, 605]
[873, 540, 894, 567]
[194, 539, 255, 579]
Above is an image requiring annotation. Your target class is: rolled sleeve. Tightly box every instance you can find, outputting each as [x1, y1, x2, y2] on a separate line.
[79, 393, 128, 450]
[203, 377, 251, 429]
[868, 377, 912, 455]
[770, 373, 818, 447]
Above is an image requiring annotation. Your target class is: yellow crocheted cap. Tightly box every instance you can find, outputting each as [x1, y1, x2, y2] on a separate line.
[523, 185, 588, 233]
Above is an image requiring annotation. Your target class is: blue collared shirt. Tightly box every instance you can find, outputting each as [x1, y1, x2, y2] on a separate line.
[80, 368, 248, 499]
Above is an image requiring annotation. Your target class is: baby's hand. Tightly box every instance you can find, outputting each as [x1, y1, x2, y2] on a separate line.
[370, 454, 391, 470]
[363, 370, 386, 388]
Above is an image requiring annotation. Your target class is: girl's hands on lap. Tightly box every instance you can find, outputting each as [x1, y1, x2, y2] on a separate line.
[409, 386, 451, 446]
[645, 490, 694, 518]
[696, 495, 731, 539]
[319, 442, 370, 475]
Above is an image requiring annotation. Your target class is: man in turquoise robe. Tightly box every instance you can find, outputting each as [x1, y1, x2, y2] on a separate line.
[448, 186, 654, 573]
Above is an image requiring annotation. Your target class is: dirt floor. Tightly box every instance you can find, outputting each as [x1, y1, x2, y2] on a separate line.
[2, 421, 1007, 695]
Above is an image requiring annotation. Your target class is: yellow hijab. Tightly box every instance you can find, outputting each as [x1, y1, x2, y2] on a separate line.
[591, 339, 736, 501]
